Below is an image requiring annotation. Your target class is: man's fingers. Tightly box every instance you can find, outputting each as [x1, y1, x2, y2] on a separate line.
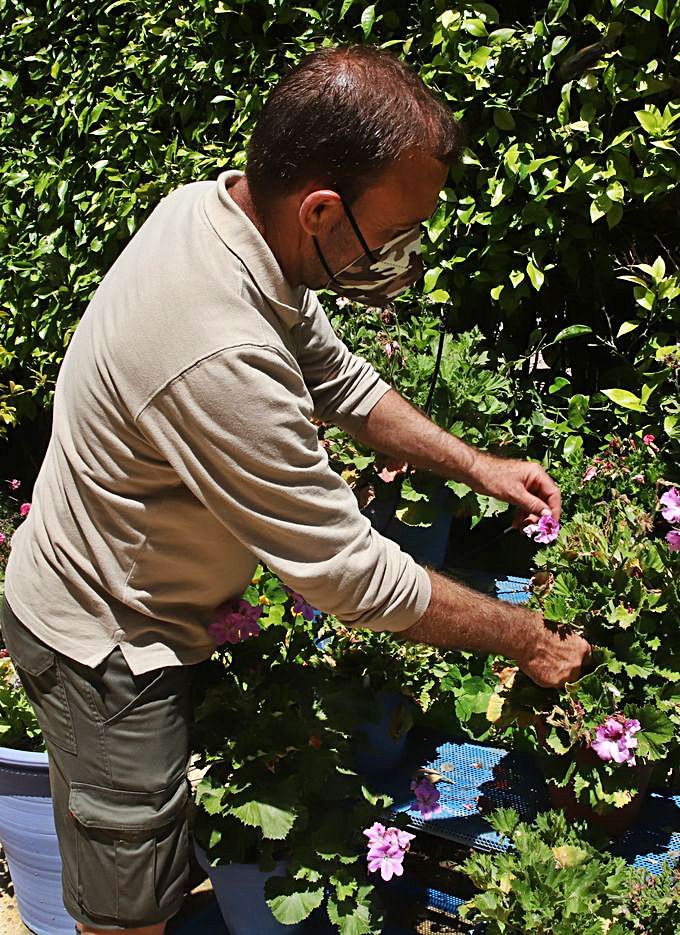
[514, 487, 551, 520]
[529, 467, 562, 520]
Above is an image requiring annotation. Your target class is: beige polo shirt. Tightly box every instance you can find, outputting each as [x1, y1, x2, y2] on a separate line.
[5, 170, 431, 674]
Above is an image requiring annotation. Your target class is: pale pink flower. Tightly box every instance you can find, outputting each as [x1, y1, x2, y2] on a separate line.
[666, 529, 680, 552]
[632, 473, 645, 483]
[659, 488, 680, 525]
[19, 502, 31, 517]
[590, 716, 641, 767]
[363, 823, 415, 882]
[367, 842, 406, 881]
[523, 514, 560, 544]
[583, 465, 597, 482]
[380, 339, 400, 359]
[335, 296, 352, 309]
[8, 479, 20, 491]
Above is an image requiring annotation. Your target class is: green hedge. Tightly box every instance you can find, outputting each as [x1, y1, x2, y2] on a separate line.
[1, 0, 678, 448]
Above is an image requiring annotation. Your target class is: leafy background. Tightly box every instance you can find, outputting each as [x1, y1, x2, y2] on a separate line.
[1, 0, 678, 480]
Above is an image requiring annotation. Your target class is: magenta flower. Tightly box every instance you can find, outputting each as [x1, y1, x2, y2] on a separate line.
[582, 465, 597, 482]
[19, 502, 31, 517]
[590, 716, 641, 767]
[208, 598, 262, 645]
[523, 514, 560, 544]
[666, 529, 680, 552]
[283, 586, 320, 621]
[8, 479, 20, 491]
[659, 488, 680, 525]
[363, 822, 415, 881]
[0, 531, 5, 546]
[410, 777, 442, 820]
[643, 434, 655, 446]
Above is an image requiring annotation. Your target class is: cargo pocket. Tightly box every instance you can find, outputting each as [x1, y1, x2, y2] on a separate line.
[1, 602, 77, 755]
[68, 774, 189, 925]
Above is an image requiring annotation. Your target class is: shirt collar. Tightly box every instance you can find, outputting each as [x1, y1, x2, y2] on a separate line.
[203, 169, 305, 329]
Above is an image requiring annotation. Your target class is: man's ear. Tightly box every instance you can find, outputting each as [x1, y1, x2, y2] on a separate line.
[298, 189, 343, 237]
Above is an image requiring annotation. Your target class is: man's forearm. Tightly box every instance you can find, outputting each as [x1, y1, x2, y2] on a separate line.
[399, 569, 591, 689]
[355, 388, 479, 485]
[401, 569, 537, 660]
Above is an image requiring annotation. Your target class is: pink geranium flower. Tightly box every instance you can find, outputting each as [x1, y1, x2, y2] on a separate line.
[659, 488, 680, 525]
[523, 514, 560, 544]
[208, 598, 262, 645]
[363, 822, 415, 882]
[19, 502, 31, 517]
[590, 716, 641, 767]
[666, 529, 680, 552]
[0, 532, 5, 546]
[643, 434, 655, 446]
[410, 777, 442, 820]
[583, 466, 597, 482]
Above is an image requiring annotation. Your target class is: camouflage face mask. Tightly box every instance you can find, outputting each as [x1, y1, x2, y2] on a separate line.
[313, 195, 423, 307]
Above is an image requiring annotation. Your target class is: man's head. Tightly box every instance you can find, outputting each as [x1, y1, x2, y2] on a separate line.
[243, 45, 462, 296]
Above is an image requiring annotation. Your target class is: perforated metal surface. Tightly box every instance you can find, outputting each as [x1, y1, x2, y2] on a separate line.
[390, 740, 548, 852]
[386, 736, 680, 877]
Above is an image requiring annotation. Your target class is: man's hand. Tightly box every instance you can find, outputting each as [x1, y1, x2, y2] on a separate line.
[515, 621, 591, 689]
[402, 571, 591, 690]
[467, 451, 561, 528]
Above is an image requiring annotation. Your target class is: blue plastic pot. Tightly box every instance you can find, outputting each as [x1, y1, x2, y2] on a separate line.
[0, 746, 73, 935]
[352, 689, 415, 776]
[363, 482, 455, 569]
[194, 843, 304, 934]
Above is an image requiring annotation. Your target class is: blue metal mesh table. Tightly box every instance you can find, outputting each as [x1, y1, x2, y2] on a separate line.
[386, 736, 680, 876]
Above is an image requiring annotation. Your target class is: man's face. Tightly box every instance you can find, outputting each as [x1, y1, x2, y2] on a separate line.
[297, 148, 449, 292]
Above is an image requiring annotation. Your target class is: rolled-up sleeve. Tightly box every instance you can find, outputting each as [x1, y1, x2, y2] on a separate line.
[135, 344, 431, 632]
[293, 291, 391, 435]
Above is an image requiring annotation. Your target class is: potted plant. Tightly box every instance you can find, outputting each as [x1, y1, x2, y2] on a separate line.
[487, 438, 679, 832]
[190, 568, 421, 934]
[312, 617, 446, 776]
[0, 480, 73, 935]
[458, 807, 680, 934]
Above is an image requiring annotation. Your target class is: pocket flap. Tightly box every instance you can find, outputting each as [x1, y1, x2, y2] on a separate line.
[69, 775, 188, 835]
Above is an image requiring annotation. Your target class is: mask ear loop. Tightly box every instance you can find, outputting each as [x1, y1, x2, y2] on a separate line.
[312, 189, 377, 283]
[338, 192, 377, 263]
[312, 235, 339, 284]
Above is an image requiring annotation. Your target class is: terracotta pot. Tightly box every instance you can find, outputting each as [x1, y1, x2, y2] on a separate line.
[542, 742, 653, 836]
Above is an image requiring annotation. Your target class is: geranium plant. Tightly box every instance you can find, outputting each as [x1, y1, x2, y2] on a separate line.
[487, 438, 680, 815]
[0, 650, 42, 751]
[191, 568, 420, 933]
[459, 808, 679, 934]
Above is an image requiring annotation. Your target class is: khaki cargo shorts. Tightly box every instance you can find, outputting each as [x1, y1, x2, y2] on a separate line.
[1, 596, 198, 930]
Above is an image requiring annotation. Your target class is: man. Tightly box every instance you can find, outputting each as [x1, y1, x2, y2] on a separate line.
[1, 45, 590, 934]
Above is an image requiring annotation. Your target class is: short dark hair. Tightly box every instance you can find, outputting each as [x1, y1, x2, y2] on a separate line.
[245, 44, 463, 215]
